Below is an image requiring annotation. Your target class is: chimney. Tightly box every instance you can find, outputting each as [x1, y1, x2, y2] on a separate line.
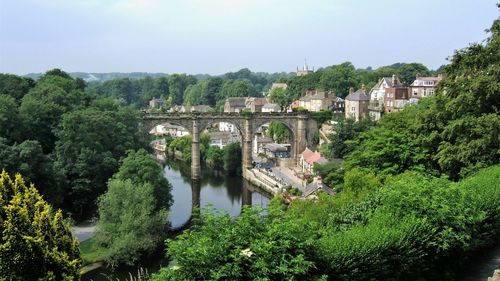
[416, 73, 421, 79]
[349, 87, 354, 95]
[361, 84, 366, 92]
[392, 74, 397, 85]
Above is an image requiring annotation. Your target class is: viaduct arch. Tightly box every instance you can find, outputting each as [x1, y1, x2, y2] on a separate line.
[142, 112, 318, 180]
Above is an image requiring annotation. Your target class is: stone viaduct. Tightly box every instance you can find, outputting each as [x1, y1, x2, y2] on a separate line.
[142, 112, 318, 180]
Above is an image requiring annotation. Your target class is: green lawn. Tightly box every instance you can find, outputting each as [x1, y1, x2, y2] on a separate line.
[79, 237, 107, 265]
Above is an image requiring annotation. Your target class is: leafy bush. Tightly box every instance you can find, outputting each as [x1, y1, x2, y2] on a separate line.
[0, 171, 81, 280]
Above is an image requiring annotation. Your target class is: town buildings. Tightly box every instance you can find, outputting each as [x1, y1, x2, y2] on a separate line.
[345, 87, 370, 121]
[224, 97, 247, 113]
[298, 90, 341, 112]
[368, 74, 404, 120]
[262, 103, 281, 113]
[299, 148, 327, 175]
[208, 131, 240, 149]
[409, 74, 443, 104]
[149, 97, 166, 109]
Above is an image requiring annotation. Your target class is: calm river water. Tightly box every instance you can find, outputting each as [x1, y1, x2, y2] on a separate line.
[82, 157, 271, 281]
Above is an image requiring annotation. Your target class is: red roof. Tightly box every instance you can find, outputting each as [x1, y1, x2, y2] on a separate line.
[301, 148, 314, 159]
[301, 148, 325, 165]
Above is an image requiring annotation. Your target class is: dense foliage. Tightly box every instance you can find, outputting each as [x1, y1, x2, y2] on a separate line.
[93, 150, 172, 266]
[265, 122, 292, 143]
[152, 165, 500, 280]
[0, 70, 146, 219]
[0, 171, 81, 280]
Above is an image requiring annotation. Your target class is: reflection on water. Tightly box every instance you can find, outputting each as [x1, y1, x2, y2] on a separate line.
[166, 157, 270, 228]
[82, 156, 271, 281]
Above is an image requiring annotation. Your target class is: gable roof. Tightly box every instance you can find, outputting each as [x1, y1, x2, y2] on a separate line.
[301, 148, 314, 160]
[345, 89, 370, 101]
[303, 181, 335, 197]
[226, 97, 247, 107]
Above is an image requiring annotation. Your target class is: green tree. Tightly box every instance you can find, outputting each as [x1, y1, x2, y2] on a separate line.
[113, 149, 172, 210]
[0, 171, 81, 280]
[223, 142, 242, 176]
[327, 117, 375, 158]
[397, 63, 431, 85]
[0, 94, 20, 143]
[319, 62, 360, 98]
[0, 73, 34, 101]
[54, 106, 140, 216]
[266, 122, 292, 143]
[268, 87, 291, 110]
[205, 145, 224, 168]
[94, 179, 169, 267]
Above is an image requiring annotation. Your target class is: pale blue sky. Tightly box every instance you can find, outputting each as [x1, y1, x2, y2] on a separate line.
[0, 0, 498, 75]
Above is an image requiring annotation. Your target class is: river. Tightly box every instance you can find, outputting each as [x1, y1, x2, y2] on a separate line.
[82, 157, 271, 280]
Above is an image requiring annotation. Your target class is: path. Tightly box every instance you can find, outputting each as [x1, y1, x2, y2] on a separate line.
[72, 221, 96, 242]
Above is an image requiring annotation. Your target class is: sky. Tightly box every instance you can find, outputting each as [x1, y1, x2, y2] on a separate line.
[0, 0, 498, 75]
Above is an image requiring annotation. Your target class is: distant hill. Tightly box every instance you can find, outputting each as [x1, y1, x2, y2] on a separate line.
[23, 72, 212, 82]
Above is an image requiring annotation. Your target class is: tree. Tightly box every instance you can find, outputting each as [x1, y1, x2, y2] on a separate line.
[202, 77, 224, 106]
[266, 122, 292, 143]
[0, 94, 20, 143]
[94, 179, 169, 267]
[397, 63, 431, 85]
[205, 146, 224, 168]
[223, 142, 242, 176]
[54, 106, 140, 216]
[0, 74, 34, 101]
[183, 83, 203, 105]
[327, 117, 375, 158]
[319, 62, 360, 98]
[113, 149, 173, 210]
[268, 87, 291, 110]
[0, 171, 81, 280]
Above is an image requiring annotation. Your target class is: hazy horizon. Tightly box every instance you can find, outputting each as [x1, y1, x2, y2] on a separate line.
[1, 0, 498, 75]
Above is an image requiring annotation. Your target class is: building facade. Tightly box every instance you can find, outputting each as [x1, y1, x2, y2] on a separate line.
[409, 74, 443, 104]
[345, 88, 370, 121]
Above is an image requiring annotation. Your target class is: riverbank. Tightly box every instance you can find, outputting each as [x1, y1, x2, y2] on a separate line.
[81, 156, 271, 281]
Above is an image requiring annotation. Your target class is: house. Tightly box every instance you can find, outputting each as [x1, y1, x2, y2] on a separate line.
[262, 103, 281, 113]
[409, 74, 443, 104]
[330, 97, 345, 113]
[173, 105, 213, 113]
[303, 177, 335, 198]
[368, 74, 403, 120]
[208, 131, 240, 149]
[219, 122, 237, 133]
[384, 85, 410, 113]
[345, 87, 370, 121]
[224, 98, 247, 113]
[263, 143, 291, 159]
[149, 123, 189, 138]
[299, 148, 328, 175]
[245, 97, 268, 112]
[149, 97, 165, 109]
[299, 90, 336, 112]
[253, 135, 274, 154]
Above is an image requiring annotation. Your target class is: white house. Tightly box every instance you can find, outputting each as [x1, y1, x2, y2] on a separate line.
[262, 103, 281, 113]
[219, 122, 236, 133]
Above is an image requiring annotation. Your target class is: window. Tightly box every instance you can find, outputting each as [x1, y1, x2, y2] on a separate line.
[351, 106, 356, 112]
